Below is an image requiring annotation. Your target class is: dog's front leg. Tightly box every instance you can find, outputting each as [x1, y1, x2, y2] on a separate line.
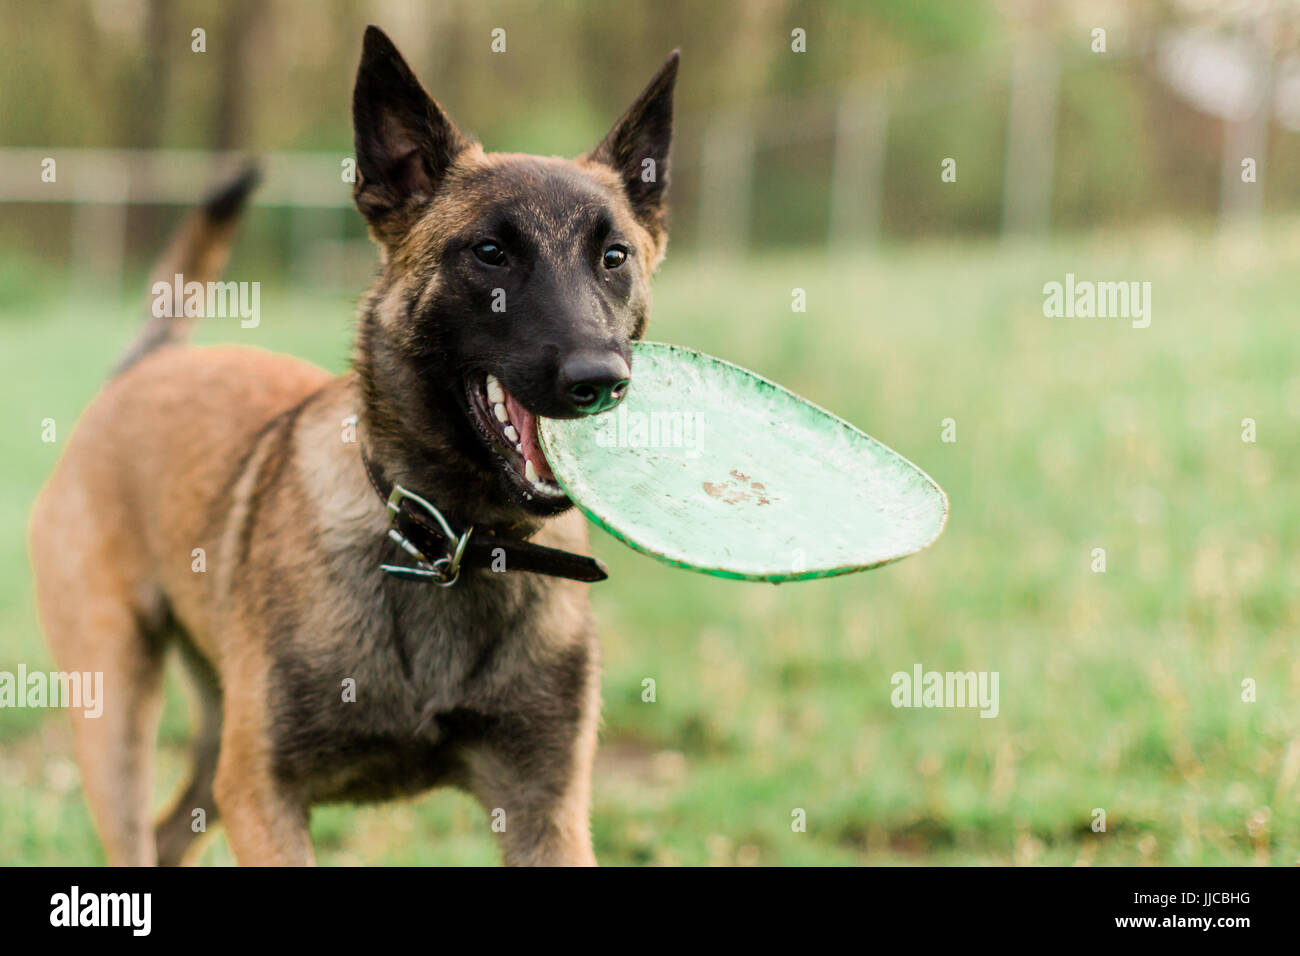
[212, 645, 315, 866]
[213, 736, 315, 866]
[467, 736, 598, 867]
[466, 676, 601, 866]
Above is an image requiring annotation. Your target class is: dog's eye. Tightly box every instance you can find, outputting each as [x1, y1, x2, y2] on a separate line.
[602, 245, 628, 269]
[472, 241, 506, 267]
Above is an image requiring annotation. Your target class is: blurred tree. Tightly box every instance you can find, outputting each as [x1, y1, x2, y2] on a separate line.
[214, 0, 260, 149]
[123, 0, 173, 243]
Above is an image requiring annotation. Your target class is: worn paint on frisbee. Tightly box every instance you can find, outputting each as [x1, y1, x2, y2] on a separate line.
[537, 341, 948, 582]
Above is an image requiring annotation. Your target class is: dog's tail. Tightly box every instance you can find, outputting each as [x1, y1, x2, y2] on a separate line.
[112, 162, 262, 377]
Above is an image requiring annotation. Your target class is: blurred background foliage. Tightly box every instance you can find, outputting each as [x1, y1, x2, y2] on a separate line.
[1, 0, 1299, 272]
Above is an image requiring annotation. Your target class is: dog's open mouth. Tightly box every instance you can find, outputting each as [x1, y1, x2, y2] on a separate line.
[466, 373, 568, 503]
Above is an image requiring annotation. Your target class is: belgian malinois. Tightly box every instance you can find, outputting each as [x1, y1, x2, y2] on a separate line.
[29, 26, 677, 866]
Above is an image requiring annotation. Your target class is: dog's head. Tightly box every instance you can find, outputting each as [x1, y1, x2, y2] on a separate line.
[351, 26, 676, 519]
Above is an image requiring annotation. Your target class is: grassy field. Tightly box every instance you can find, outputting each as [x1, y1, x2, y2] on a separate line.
[2, 222, 1298, 865]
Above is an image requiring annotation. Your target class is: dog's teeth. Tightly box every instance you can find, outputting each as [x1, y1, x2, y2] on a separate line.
[493, 403, 509, 424]
[525, 460, 538, 482]
[503, 424, 519, 443]
[514, 443, 523, 453]
[486, 375, 505, 404]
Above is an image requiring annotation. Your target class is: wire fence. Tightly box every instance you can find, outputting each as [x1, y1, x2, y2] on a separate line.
[0, 28, 1285, 299]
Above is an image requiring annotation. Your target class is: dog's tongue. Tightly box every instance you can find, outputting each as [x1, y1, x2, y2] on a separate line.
[505, 393, 555, 481]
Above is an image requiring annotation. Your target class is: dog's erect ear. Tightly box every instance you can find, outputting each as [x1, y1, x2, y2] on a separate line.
[352, 26, 471, 229]
[587, 50, 679, 239]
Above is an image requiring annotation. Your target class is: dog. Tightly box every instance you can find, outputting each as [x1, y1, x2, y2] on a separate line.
[29, 25, 677, 866]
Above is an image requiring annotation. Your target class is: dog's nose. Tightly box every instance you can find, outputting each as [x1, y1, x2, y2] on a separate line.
[558, 350, 630, 416]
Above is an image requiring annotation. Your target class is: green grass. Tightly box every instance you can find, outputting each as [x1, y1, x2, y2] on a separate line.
[2, 222, 1299, 865]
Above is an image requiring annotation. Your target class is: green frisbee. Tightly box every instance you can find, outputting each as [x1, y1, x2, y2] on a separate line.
[537, 341, 948, 582]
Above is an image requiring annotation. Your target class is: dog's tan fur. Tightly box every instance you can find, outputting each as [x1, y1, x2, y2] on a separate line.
[32, 310, 601, 866]
[29, 27, 677, 866]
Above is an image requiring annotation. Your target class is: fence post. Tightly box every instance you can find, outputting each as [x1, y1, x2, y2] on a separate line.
[829, 89, 888, 248]
[696, 108, 755, 254]
[1002, 42, 1060, 239]
[1220, 48, 1272, 233]
[70, 160, 129, 302]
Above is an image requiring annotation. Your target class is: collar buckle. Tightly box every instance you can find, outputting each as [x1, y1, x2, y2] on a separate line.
[379, 484, 473, 587]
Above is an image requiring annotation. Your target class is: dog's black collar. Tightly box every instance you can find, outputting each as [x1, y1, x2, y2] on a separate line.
[360, 453, 608, 585]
